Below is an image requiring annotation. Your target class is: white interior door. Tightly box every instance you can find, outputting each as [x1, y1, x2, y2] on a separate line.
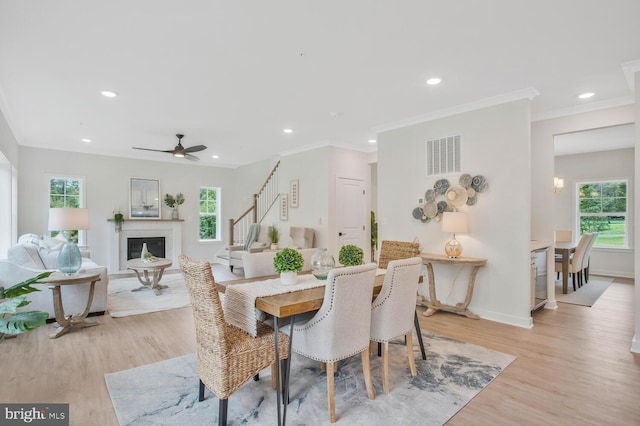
[336, 177, 366, 255]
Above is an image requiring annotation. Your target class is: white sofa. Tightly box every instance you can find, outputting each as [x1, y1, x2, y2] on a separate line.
[0, 234, 109, 319]
[242, 248, 317, 279]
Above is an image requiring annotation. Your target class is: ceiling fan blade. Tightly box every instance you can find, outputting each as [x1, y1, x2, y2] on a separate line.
[184, 145, 207, 153]
[185, 154, 200, 161]
[133, 147, 174, 153]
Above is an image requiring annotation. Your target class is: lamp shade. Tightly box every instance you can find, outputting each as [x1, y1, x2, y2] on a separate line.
[48, 207, 90, 231]
[442, 212, 468, 233]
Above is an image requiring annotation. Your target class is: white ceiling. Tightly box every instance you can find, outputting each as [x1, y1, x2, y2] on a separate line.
[1, 1, 639, 168]
[554, 123, 635, 157]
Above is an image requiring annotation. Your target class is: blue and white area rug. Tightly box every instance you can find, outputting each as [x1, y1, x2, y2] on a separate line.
[105, 331, 515, 425]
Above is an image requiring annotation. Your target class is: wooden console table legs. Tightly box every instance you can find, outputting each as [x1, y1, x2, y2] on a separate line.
[49, 277, 99, 339]
[422, 261, 484, 319]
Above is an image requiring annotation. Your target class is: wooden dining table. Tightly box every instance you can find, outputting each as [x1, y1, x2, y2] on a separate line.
[217, 271, 426, 426]
[555, 240, 579, 294]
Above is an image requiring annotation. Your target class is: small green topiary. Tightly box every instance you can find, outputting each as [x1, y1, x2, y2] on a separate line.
[273, 248, 304, 273]
[339, 244, 364, 266]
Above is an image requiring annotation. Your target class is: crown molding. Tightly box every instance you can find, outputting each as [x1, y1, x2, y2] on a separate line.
[531, 96, 634, 122]
[622, 59, 640, 93]
[373, 87, 539, 135]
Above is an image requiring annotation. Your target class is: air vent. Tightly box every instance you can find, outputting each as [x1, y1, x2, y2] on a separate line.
[425, 135, 461, 176]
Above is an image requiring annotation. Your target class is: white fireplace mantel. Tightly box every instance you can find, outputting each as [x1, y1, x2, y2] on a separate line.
[108, 220, 183, 272]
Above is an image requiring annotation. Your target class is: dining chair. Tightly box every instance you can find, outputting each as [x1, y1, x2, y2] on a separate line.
[581, 232, 598, 284]
[554, 233, 590, 291]
[287, 263, 378, 423]
[376, 240, 426, 360]
[555, 229, 573, 243]
[370, 257, 423, 393]
[178, 255, 289, 426]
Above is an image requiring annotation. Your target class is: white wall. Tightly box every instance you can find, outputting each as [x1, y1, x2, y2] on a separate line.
[378, 99, 533, 328]
[555, 148, 634, 277]
[633, 71, 640, 354]
[0, 109, 18, 253]
[17, 147, 237, 270]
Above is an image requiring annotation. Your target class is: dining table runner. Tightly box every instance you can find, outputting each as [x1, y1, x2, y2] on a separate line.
[224, 274, 325, 337]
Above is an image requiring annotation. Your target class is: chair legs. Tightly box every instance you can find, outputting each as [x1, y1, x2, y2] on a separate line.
[326, 361, 336, 423]
[199, 379, 205, 402]
[218, 398, 228, 426]
[405, 332, 417, 377]
[324, 351, 375, 423]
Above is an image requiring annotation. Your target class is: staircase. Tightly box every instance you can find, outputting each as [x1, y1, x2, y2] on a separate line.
[227, 161, 280, 246]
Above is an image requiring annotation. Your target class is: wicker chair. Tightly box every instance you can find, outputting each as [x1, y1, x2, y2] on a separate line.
[287, 263, 378, 423]
[376, 240, 426, 360]
[178, 255, 289, 426]
[370, 257, 423, 393]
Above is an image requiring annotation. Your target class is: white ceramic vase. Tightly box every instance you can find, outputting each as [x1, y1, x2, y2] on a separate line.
[280, 271, 297, 286]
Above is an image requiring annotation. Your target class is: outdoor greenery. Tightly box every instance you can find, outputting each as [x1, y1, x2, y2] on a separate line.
[49, 178, 81, 243]
[339, 244, 364, 266]
[199, 187, 218, 240]
[273, 248, 304, 273]
[0, 271, 52, 342]
[579, 181, 627, 247]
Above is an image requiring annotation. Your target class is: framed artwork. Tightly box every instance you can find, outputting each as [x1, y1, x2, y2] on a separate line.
[290, 179, 299, 208]
[280, 193, 288, 221]
[130, 178, 161, 219]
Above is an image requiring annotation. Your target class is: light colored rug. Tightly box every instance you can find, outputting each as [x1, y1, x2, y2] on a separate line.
[107, 273, 190, 317]
[105, 331, 516, 425]
[555, 275, 614, 307]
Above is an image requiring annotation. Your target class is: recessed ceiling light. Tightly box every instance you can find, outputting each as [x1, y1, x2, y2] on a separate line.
[368, 139, 377, 144]
[283, 128, 293, 134]
[81, 138, 92, 143]
[426, 77, 442, 86]
[212, 155, 219, 159]
[578, 92, 595, 99]
[101, 90, 117, 98]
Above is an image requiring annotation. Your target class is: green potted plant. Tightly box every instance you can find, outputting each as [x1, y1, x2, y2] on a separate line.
[339, 244, 364, 267]
[113, 211, 124, 232]
[164, 193, 185, 220]
[273, 247, 304, 285]
[0, 271, 52, 342]
[268, 225, 280, 250]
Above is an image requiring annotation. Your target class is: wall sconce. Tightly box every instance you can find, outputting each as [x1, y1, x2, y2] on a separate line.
[554, 177, 564, 193]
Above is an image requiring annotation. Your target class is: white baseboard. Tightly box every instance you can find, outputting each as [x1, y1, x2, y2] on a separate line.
[590, 268, 634, 279]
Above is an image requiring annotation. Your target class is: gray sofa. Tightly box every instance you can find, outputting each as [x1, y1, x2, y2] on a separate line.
[0, 234, 109, 319]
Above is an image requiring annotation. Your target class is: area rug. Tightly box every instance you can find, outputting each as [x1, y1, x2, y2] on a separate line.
[555, 276, 614, 307]
[105, 331, 516, 425]
[107, 273, 190, 317]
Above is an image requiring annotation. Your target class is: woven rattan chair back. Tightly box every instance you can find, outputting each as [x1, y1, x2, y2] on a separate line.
[378, 240, 420, 269]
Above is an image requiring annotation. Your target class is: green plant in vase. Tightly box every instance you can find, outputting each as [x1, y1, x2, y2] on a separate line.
[273, 248, 303, 286]
[164, 193, 185, 219]
[113, 211, 124, 232]
[268, 225, 280, 249]
[339, 244, 364, 266]
[0, 271, 52, 342]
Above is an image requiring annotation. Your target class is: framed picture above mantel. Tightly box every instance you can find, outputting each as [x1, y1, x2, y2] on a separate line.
[129, 178, 161, 219]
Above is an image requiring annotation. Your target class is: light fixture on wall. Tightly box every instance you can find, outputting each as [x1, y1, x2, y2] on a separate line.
[442, 211, 468, 258]
[48, 207, 90, 275]
[554, 177, 565, 193]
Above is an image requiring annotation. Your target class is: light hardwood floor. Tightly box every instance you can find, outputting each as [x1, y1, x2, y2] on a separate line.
[1, 275, 639, 425]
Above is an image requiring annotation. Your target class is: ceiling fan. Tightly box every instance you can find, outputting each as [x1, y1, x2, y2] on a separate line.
[133, 134, 207, 161]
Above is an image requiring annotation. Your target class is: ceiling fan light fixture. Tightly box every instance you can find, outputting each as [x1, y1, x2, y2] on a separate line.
[173, 151, 185, 158]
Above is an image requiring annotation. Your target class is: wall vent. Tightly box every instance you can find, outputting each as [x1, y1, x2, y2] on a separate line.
[425, 135, 461, 176]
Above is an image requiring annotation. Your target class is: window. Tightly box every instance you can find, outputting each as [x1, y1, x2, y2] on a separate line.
[199, 186, 220, 241]
[48, 176, 84, 243]
[577, 180, 628, 248]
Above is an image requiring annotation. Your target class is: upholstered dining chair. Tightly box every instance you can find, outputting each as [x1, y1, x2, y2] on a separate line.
[178, 255, 289, 426]
[370, 257, 423, 393]
[554, 233, 591, 291]
[581, 232, 598, 284]
[286, 263, 378, 423]
[376, 239, 426, 360]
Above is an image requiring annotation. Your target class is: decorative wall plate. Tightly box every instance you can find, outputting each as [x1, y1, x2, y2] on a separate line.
[412, 207, 424, 219]
[433, 178, 450, 195]
[445, 184, 468, 208]
[466, 187, 476, 197]
[436, 200, 448, 213]
[424, 189, 436, 203]
[423, 202, 438, 218]
[471, 175, 488, 192]
[459, 173, 472, 188]
[466, 195, 478, 206]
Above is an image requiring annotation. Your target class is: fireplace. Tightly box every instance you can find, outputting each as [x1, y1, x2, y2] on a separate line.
[127, 237, 166, 260]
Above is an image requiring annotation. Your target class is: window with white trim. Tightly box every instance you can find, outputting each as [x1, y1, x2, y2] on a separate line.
[199, 186, 220, 241]
[577, 179, 628, 248]
[48, 175, 85, 244]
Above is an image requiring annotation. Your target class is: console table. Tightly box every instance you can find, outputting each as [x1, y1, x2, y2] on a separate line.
[419, 253, 487, 319]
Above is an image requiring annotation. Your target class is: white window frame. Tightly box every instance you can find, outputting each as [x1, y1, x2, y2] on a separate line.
[47, 174, 86, 245]
[575, 178, 630, 249]
[199, 186, 221, 242]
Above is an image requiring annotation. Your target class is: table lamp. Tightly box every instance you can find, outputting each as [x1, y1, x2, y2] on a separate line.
[442, 211, 467, 258]
[48, 207, 90, 275]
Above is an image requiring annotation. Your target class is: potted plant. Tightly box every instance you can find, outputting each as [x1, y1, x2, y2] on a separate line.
[273, 247, 304, 285]
[0, 271, 52, 342]
[164, 193, 185, 220]
[268, 225, 280, 250]
[339, 244, 364, 267]
[113, 211, 124, 232]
